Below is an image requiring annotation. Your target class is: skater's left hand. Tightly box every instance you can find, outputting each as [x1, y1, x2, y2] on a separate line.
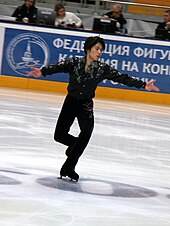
[145, 79, 160, 92]
[27, 67, 42, 78]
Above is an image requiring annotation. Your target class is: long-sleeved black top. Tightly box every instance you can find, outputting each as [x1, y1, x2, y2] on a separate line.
[12, 3, 37, 23]
[103, 12, 127, 34]
[155, 22, 170, 40]
[41, 57, 146, 100]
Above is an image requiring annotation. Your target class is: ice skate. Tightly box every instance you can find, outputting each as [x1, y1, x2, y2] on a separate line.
[59, 164, 79, 182]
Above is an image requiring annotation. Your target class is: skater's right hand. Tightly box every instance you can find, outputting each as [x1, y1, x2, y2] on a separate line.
[27, 67, 42, 78]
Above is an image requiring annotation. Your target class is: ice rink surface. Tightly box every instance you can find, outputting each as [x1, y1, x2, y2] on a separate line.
[0, 87, 170, 226]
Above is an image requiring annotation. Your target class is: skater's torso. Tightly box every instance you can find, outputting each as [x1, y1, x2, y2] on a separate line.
[41, 57, 146, 100]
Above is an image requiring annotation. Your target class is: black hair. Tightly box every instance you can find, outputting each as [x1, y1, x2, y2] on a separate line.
[84, 36, 105, 54]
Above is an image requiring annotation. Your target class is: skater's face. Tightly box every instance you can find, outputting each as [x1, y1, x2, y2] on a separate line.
[87, 42, 103, 61]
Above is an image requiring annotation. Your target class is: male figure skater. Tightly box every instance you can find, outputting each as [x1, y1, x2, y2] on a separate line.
[28, 36, 160, 182]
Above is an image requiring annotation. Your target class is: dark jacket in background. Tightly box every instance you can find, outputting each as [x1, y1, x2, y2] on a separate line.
[104, 11, 127, 34]
[12, 3, 37, 23]
[155, 22, 170, 40]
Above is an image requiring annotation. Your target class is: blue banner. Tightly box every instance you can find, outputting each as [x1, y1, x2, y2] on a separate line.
[2, 27, 170, 93]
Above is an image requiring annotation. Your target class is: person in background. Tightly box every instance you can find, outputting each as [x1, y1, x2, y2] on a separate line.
[54, 4, 83, 29]
[155, 9, 170, 41]
[27, 36, 159, 182]
[11, 0, 37, 24]
[103, 4, 127, 34]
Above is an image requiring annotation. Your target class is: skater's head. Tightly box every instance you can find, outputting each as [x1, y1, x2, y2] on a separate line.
[84, 36, 105, 54]
[84, 36, 105, 61]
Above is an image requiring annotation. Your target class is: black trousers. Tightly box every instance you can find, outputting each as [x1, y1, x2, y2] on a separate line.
[54, 94, 94, 169]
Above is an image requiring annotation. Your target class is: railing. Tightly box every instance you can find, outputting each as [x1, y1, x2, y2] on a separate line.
[101, 0, 170, 9]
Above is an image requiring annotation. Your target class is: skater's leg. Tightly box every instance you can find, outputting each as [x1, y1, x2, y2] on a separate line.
[70, 99, 94, 158]
[60, 100, 94, 180]
[65, 138, 78, 156]
[54, 95, 77, 146]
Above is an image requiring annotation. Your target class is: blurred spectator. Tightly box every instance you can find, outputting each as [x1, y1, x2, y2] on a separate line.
[11, 0, 37, 24]
[103, 4, 127, 34]
[54, 4, 83, 29]
[155, 9, 170, 41]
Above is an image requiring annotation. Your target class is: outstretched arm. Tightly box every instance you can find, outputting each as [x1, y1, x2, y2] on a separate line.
[145, 79, 160, 92]
[27, 67, 42, 78]
[27, 58, 75, 78]
[106, 66, 160, 92]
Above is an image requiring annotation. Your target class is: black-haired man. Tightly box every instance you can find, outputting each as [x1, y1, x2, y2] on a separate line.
[28, 36, 160, 181]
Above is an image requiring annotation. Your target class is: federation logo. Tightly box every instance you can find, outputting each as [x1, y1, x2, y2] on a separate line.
[6, 33, 50, 76]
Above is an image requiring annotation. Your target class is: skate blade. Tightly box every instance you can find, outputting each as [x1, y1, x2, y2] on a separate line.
[58, 175, 78, 182]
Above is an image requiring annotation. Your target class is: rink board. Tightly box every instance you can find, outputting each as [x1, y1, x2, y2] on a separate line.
[0, 22, 170, 105]
[0, 75, 170, 106]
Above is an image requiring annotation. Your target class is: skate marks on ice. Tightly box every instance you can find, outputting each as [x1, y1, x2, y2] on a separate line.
[0, 174, 21, 185]
[0, 198, 76, 226]
[0, 171, 157, 198]
[1, 198, 169, 226]
[1, 172, 169, 226]
[0, 168, 30, 185]
[1, 164, 169, 200]
[0, 89, 170, 226]
[37, 176, 157, 198]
